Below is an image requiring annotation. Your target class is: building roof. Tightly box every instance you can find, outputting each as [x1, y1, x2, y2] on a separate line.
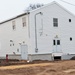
[30, 1, 75, 17]
[0, 1, 75, 24]
[0, 12, 30, 24]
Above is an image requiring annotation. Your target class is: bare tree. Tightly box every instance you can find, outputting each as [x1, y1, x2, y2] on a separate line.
[25, 3, 44, 12]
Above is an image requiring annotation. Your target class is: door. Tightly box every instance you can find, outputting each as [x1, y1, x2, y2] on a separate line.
[53, 39, 61, 53]
[21, 45, 28, 60]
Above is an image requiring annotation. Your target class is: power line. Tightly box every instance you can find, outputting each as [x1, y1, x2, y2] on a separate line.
[60, 0, 75, 6]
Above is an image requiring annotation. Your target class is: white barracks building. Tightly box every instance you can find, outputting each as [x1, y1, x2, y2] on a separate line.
[0, 1, 75, 61]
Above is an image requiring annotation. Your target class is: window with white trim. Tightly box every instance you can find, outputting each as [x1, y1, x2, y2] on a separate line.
[70, 37, 72, 41]
[22, 17, 26, 27]
[12, 21, 16, 30]
[53, 18, 58, 27]
[69, 19, 71, 22]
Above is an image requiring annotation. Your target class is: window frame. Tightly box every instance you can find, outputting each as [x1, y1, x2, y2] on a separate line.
[57, 40, 60, 45]
[53, 18, 58, 27]
[70, 37, 72, 41]
[69, 19, 71, 22]
[12, 21, 16, 30]
[22, 17, 26, 27]
[53, 40, 56, 45]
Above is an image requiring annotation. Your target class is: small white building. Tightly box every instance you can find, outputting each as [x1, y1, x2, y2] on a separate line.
[0, 1, 75, 61]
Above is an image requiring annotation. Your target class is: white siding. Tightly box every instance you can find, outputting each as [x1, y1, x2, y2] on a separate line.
[29, 3, 75, 55]
[0, 15, 29, 57]
[0, 2, 75, 59]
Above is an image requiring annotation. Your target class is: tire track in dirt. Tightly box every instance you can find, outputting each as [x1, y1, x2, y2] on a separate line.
[0, 63, 54, 70]
[36, 67, 57, 75]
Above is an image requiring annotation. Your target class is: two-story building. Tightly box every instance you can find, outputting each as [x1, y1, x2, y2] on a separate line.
[0, 1, 75, 61]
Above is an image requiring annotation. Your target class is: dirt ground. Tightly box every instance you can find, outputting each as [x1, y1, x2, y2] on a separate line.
[0, 60, 75, 75]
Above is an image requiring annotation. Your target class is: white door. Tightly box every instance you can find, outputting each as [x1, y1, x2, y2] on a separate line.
[21, 45, 28, 60]
[53, 39, 61, 53]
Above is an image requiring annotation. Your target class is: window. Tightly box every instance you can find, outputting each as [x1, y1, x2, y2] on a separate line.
[13, 43, 14, 46]
[69, 19, 71, 22]
[10, 44, 12, 46]
[57, 40, 60, 45]
[53, 18, 58, 27]
[53, 40, 56, 45]
[17, 49, 19, 52]
[12, 21, 16, 30]
[70, 37, 72, 41]
[22, 17, 26, 27]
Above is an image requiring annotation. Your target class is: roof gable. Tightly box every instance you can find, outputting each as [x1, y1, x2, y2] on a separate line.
[30, 1, 75, 17]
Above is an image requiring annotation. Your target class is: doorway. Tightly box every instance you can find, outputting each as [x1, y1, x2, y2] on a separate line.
[54, 56, 61, 60]
[53, 38, 61, 53]
[21, 45, 28, 60]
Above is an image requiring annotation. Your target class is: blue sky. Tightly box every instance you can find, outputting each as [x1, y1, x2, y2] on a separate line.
[0, 0, 75, 22]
